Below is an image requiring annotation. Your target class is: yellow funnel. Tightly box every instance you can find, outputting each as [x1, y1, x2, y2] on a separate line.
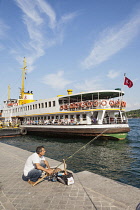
[67, 89, 73, 95]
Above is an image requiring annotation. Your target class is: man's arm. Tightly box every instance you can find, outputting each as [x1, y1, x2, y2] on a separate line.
[44, 160, 50, 169]
[35, 163, 53, 174]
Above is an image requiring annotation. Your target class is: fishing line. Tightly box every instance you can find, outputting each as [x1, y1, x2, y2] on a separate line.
[53, 129, 108, 210]
[56, 128, 109, 169]
[76, 174, 98, 210]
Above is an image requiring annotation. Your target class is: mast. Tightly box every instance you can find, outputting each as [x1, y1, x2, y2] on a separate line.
[20, 57, 27, 99]
[8, 85, 11, 100]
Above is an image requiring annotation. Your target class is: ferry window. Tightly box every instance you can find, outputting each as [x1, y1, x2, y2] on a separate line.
[44, 116, 46, 120]
[41, 103, 44, 108]
[76, 115, 80, 120]
[56, 116, 58, 119]
[53, 101, 55, 106]
[70, 115, 74, 119]
[38, 103, 40, 108]
[65, 115, 68, 119]
[60, 115, 63, 119]
[33, 105, 34, 109]
[82, 114, 86, 121]
[28, 106, 29, 110]
[59, 100, 63, 105]
[45, 102, 47, 108]
[48, 116, 50, 120]
[49, 101, 51, 107]
[35, 104, 37, 109]
[30, 105, 32, 110]
[52, 116, 54, 119]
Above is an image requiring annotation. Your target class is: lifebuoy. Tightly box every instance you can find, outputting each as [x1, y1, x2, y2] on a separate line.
[79, 102, 85, 108]
[101, 100, 107, 106]
[74, 103, 79, 108]
[87, 101, 93, 107]
[121, 101, 126, 107]
[60, 105, 63, 110]
[109, 100, 114, 106]
[115, 100, 121, 107]
[63, 105, 68, 110]
[70, 103, 75, 109]
[93, 100, 98, 107]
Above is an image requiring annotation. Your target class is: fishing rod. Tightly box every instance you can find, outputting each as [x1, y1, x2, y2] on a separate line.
[32, 128, 108, 186]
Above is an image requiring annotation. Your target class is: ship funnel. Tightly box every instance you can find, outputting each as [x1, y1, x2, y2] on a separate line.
[67, 89, 73, 95]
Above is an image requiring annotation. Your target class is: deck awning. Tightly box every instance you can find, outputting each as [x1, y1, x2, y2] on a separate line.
[58, 90, 124, 102]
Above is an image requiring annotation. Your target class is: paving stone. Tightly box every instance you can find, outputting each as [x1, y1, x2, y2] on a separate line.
[0, 142, 139, 210]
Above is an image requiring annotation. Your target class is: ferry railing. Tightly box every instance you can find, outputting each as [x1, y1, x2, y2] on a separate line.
[102, 117, 127, 124]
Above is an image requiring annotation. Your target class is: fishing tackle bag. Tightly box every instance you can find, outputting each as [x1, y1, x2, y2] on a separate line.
[57, 171, 74, 185]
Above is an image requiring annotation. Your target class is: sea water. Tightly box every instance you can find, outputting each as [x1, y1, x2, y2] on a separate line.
[1, 118, 140, 188]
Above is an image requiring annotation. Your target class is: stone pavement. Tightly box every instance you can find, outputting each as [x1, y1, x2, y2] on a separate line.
[0, 142, 140, 210]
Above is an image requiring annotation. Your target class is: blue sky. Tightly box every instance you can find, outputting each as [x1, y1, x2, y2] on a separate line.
[0, 0, 140, 111]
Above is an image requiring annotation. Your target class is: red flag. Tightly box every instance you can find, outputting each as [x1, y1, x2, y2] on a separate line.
[124, 77, 133, 88]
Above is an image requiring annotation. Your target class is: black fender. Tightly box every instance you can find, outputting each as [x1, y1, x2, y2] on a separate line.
[20, 128, 27, 135]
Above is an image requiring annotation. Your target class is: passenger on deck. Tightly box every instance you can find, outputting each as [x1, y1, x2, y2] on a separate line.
[64, 118, 68, 125]
[91, 116, 97, 124]
[104, 113, 109, 124]
[22, 146, 54, 185]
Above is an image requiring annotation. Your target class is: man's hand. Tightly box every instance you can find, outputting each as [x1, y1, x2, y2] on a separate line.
[46, 168, 54, 175]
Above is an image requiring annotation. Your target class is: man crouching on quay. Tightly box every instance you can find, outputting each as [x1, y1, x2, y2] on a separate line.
[22, 146, 57, 185]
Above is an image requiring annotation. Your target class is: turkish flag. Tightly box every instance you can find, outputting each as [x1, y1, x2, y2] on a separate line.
[124, 77, 133, 88]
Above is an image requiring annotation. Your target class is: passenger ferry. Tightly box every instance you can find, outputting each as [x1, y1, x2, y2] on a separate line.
[2, 58, 130, 140]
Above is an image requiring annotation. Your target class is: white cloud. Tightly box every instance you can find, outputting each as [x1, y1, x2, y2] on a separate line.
[0, 19, 9, 37]
[74, 77, 103, 91]
[15, 0, 43, 25]
[107, 70, 120, 79]
[82, 10, 140, 69]
[36, 0, 56, 29]
[14, 0, 77, 71]
[0, 19, 9, 50]
[58, 12, 79, 26]
[42, 71, 72, 89]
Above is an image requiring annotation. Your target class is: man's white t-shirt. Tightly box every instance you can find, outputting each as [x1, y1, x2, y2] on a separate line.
[24, 153, 45, 176]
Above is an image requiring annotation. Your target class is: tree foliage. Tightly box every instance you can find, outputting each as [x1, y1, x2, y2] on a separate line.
[126, 109, 140, 118]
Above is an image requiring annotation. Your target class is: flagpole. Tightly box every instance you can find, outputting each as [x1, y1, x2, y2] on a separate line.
[121, 73, 126, 101]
